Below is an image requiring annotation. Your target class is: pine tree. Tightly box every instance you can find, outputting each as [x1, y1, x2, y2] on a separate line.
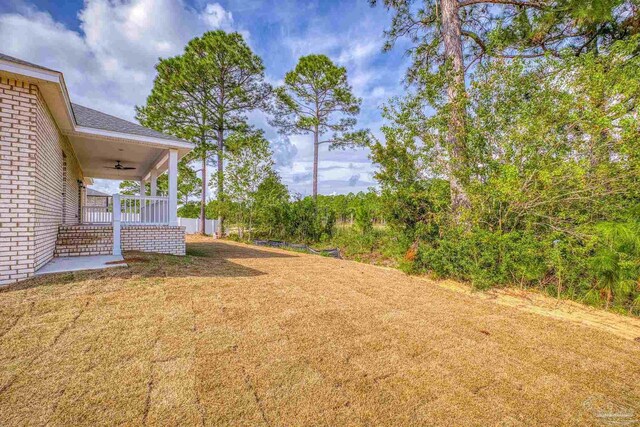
[136, 30, 271, 235]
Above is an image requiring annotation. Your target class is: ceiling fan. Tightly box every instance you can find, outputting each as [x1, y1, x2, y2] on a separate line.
[104, 160, 136, 170]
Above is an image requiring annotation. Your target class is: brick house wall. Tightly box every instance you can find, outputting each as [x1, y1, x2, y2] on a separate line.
[34, 90, 82, 271]
[62, 146, 81, 225]
[52, 225, 185, 257]
[0, 77, 37, 285]
[0, 77, 84, 285]
[121, 225, 186, 255]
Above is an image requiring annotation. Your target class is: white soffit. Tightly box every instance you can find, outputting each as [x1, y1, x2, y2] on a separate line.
[0, 56, 194, 154]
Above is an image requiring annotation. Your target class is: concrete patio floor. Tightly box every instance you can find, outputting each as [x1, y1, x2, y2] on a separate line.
[35, 255, 127, 275]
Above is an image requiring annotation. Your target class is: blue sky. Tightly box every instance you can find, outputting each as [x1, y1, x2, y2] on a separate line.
[0, 0, 410, 197]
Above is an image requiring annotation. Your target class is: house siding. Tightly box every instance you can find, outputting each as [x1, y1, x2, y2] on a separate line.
[34, 91, 83, 271]
[0, 77, 38, 285]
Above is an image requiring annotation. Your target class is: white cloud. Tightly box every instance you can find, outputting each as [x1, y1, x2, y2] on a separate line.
[0, 0, 243, 195]
[282, 31, 341, 58]
[0, 0, 242, 120]
[270, 136, 298, 169]
[370, 86, 388, 99]
[337, 40, 379, 64]
[201, 3, 234, 28]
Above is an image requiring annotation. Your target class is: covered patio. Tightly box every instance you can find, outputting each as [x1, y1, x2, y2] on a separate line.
[65, 103, 193, 257]
[0, 53, 194, 285]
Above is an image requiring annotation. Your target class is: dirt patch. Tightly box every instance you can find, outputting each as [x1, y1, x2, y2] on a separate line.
[0, 236, 638, 426]
[121, 256, 148, 264]
[104, 260, 128, 265]
[436, 278, 640, 341]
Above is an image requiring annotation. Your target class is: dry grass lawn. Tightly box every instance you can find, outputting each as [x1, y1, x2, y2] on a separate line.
[0, 236, 639, 426]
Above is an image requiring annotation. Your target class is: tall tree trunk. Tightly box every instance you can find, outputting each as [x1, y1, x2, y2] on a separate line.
[217, 129, 225, 237]
[200, 154, 206, 235]
[441, 0, 470, 221]
[313, 125, 319, 200]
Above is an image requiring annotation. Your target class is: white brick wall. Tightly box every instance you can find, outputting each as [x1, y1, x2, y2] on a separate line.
[51, 225, 185, 257]
[0, 78, 84, 285]
[121, 225, 186, 255]
[86, 195, 109, 207]
[0, 78, 37, 285]
[62, 149, 81, 225]
[34, 90, 83, 270]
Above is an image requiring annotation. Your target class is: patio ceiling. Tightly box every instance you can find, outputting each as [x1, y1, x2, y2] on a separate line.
[68, 132, 182, 181]
[66, 103, 192, 181]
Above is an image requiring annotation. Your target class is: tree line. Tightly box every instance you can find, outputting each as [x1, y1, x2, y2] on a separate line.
[122, 0, 640, 314]
[124, 31, 365, 235]
[366, 0, 640, 313]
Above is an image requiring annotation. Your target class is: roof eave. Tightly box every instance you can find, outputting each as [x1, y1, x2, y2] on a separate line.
[69, 126, 195, 151]
[0, 58, 76, 133]
[0, 57, 194, 151]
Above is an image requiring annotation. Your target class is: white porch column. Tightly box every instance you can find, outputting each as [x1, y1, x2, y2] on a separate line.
[150, 169, 158, 197]
[168, 149, 178, 226]
[139, 178, 148, 222]
[112, 194, 122, 256]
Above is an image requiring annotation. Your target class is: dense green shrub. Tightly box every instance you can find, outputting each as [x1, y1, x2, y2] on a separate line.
[354, 205, 373, 234]
[408, 223, 640, 314]
[362, 37, 640, 314]
[177, 202, 200, 219]
[416, 229, 546, 289]
[285, 198, 336, 242]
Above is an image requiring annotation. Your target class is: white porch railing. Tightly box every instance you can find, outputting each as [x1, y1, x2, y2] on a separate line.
[81, 195, 170, 225]
[120, 195, 170, 224]
[81, 206, 112, 223]
[110, 193, 173, 256]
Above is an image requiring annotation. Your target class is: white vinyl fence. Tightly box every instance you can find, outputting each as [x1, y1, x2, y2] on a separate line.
[178, 217, 219, 235]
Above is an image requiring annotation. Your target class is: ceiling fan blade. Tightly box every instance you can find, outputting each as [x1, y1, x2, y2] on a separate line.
[121, 167, 136, 170]
[104, 166, 117, 169]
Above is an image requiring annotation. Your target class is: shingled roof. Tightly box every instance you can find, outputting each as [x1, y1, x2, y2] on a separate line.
[71, 103, 184, 143]
[0, 53, 58, 73]
[86, 188, 110, 197]
[1, 53, 187, 145]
